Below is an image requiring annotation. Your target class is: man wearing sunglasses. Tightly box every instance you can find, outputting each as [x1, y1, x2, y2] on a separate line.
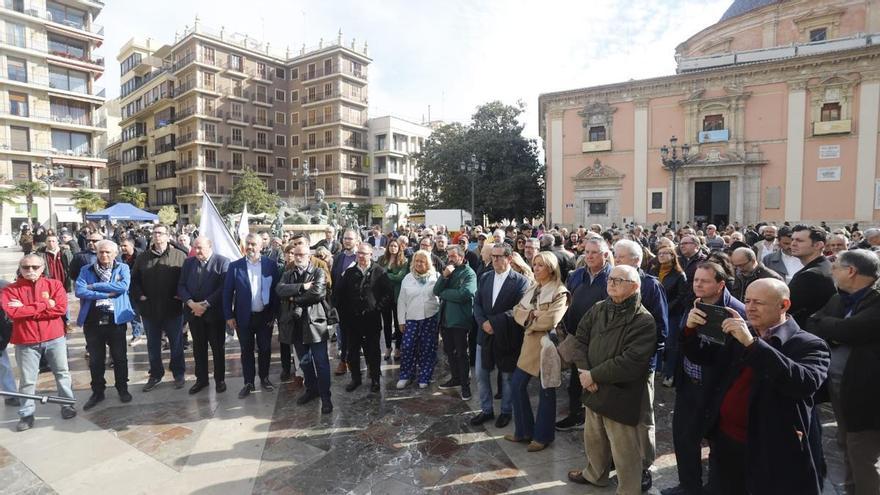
[2, 255, 76, 431]
[68, 232, 104, 284]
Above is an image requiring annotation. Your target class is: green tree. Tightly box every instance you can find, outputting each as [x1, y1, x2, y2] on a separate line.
[71, 189, 106, 223]
[117, 186, 146, 208]
[0, 188, 17, 235]
[158, 205, 178, 226]
[220, 168, 279, 215]
[13, 181, 47, 224]
[412, 101, 545, 222]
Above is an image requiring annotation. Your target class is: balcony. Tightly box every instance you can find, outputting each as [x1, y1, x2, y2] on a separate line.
[301, 114, 367, 129]
[253, 141, 274, 152]
[697, 129, 729, 143]
[0, 72, 105, 100]
[227, 137, 250, 149]
[252, 116, 274, 129]
[171, 53, 222, 73]
[1, 2, 105, 37]
[177, 131, 223, 147]
[252, 94, 274, 107]
[301, 64, 367, 82]
[340, 187, 369, 197]
[151, 143, 175, 156]
[224, 61, 247, 77]
[581, 140, 612, 153]
[218, 86, 249, 101]
[301, 90, 368, 106]
[0, 106, 104, 129]
[172, 82, 220, 99]
[813, 119, 852, 136]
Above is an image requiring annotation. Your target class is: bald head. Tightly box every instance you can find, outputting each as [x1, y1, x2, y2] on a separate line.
[743, 278, 790, 333]
[193, 236, 213, 261]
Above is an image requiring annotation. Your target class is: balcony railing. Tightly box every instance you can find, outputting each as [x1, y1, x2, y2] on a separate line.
[301, 64, 367, 82]
[171, 53, 222, 73]
[218, 86, 249, 99]
[301, 90, 368, 105]
[0, 72, 105, 98]
[252, 94, 274, 105]
[1, 1, 105, 36]
[0, 106, 102, 127]
[301, 114, 367, 128]
[152, 144, 175, 155]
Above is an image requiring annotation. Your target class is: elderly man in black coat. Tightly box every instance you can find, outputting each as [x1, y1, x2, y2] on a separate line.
[682, 278, 829, 495]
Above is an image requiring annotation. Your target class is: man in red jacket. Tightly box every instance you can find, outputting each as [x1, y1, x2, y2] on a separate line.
[1, 254, 76, 431]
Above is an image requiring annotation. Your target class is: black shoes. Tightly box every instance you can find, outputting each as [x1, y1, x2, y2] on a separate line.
[119, 389, 133, 403]
[61, 405, 77, 419]
[641, 470, 652, 492]
[321, 401, 333, 414]
[296, 391, 319, 405]
[470, 412, 495, 426]
[661, 485, 704, 495]
[279, 370, 291, 382]
[260, 379, 275, 392]
[495, 413, 512, 428]
[83, 392, 105, 411]
[142, 377, 161, 392]
[17, 415, 34, 431]
[438, 379, 460, 390]
[555, 413, 585, 431]
[173, 377, 186, 390]
[4, 397, 20, 407]
[238, 383, 255, 399]
[460, 384, 472, 401]
[370, 380, 380, 393]
[345, 380, 362, 392]
[215, 381, 227, 393]
[189, 382, 209, 395]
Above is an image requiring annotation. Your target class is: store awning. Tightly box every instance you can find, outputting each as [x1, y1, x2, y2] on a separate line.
[54, 210, 82, 223]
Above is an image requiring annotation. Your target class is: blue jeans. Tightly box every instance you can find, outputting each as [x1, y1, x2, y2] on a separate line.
[293, 339, 331, 402]
[130, 308, 144, 339]
[143, 315, 185, 380]
[475, 344, 512, 415]
[15, 336, 74, 417]
[511, 367, 556, 445]
[0, 349, 17, 393]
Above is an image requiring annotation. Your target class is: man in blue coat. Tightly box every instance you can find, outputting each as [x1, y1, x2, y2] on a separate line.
[471, 243, 528, 428]
[223, 233, 280, 399]
[681, 278, 829, 495]
[179, 237, 230, 395]
[75, 240, 135, 410]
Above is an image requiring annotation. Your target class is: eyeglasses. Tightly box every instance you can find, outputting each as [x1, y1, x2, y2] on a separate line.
[491, 254, 508, 259]
[19, 265, 42, 271]
[356, 251, 371, 256]
[607, 277, 636, 286]
[152, 231, 167, 236]
[679, 241, 695, 245]
[87, 239, 100, 243]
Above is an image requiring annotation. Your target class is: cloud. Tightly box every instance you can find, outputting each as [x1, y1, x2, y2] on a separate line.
[96, 0, 730, 143]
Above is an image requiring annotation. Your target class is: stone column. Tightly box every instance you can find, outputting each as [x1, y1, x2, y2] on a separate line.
[855, 78, 879, 221]
[633, 99, 649, 223]
[549, 111, 564, 226]
[785, 82, 807, 221]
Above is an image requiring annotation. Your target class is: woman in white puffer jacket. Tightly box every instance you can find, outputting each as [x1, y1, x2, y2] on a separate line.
[395, 249, 441, 389]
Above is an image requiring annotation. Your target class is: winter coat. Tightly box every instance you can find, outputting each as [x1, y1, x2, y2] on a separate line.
[513, 280, 570, 377]
[75, 261, 135, 326]
[276, 264, 328, 345]
[433, 264, 477, 329]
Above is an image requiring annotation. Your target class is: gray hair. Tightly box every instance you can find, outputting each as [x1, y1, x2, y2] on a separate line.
[446, 244, 463, 257]
[539, 234, 555, 248]
[864, 228, 880, 241]
[95, 240, 119, 254]
[193, 236, 212, 247]
[732, 246, 756, 262]
[838, 249, 880, 279]
[584, 237, 611, 255]
[614, 239, 643, 265]
[343, 228, 362, 241]
[245, 233, 261, 243]
[525, 237, 540, 249]
[614, 265, 641, 286]
[492, 242, 513, 256]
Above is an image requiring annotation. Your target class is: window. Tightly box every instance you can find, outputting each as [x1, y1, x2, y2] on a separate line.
[275, 111, 286, 124]
[120, 53, 142, 75]
[256, 132, 267, 147]
[651, 192, 663, 210]
[257, 62, 268, 79]
[275, 67, 285, 79]
[204, 148, 217, 166]
[291, 157, 299, 170]
[290, 68, 298, 80]
[230, 103, 243, 121]
[702, 114, 725, 131]
[257, 155, 268, 168]
[324, 154, 333, 170]
[231, 127, 243, 144]
[48, 34, 86, 60]
[588, 126, 606, 142]
[324, 82, 333, 97]
[156, 188, 176, 205]
[228, 54, 242, 71]
[809, 28, 827, 42]
[308, 86, 317, 101]
[820, 102, 841, 122]
[291, 90, 299, 103]
[275, 89, 285, 102]
[324, 130, 332, 145]
[275, 134, 286, 147]
[291, 180, 300, 191]
[291, 112, 299, 125]
[307, 63, 316, 78]
[276, 179, 287, 191]
[202, 46, 215, 64]
[231, 152, 243, 169]
[47, 1, 86, 29]
[276, 157, 286, 169]
[588, 201, 607, 215]
[50, 97, 89, 125]
[121, 146, 145, 164]
[8, 92, 28, 117]
[291, 135, 299, 146]
[6, 22, 25, 48]
[323, 58, 332, 74]
[9, 127, 29, 151]
[202, 72, 214, 90]
[375, 134, 386, 150]
[7, 58, 26, 82]
[11, 161, 31, 183]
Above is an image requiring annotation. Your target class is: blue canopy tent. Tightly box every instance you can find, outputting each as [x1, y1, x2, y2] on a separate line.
[85, 203, 159, 222]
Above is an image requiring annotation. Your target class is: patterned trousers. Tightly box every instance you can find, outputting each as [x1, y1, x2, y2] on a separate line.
[398, 315, 439, 385]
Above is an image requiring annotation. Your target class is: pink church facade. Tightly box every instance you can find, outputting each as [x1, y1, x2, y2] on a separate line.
[539, 0, 880, 229]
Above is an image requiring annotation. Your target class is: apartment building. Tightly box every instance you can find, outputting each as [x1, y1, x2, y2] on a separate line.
[0, 0, 108, 234]
[111, 22, 370, 225]
[367, 115, 430, 229]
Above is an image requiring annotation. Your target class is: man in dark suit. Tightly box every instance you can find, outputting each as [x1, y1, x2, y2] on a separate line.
[178, 237, 230, 395]
[311, 226, 341, 255]
[471, 243, 528, 428]
[366, 225, 388, 250]
[788, 224, 836, 326]
[223, 233, 280, 399]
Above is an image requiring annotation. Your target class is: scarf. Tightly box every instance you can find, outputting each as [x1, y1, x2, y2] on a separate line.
[94, 262, 114, 312]
[658, 262, 672, 283]
[413, 270, 433, 285]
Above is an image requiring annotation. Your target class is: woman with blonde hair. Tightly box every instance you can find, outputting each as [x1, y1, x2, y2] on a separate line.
[507, 251, 570, 452]
[509, 252, 534, 284]
[395, 250, 441, 389]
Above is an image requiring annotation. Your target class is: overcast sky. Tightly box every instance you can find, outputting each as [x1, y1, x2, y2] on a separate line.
[96, 0, 731, 144]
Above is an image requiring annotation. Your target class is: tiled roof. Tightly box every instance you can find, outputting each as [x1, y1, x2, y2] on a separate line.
[720, 0, 783, 22]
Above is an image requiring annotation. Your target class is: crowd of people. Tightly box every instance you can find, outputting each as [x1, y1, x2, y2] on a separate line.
[1, 218, 879, 495]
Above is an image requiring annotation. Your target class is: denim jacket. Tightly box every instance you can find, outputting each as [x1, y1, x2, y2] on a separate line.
[75, 261, 135, 326]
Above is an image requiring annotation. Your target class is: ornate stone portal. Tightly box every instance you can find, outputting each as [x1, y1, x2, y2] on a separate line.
[572, 159, 625, 227]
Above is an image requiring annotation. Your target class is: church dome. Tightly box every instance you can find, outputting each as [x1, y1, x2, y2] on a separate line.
[719, 0, 783, 22]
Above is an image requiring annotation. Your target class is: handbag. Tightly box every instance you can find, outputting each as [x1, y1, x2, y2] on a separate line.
[322, 298, 339, 325]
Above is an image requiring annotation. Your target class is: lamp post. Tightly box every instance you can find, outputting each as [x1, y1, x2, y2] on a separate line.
[35, 158, 66, 232]
[459, 155, 485, 225]
[659, 136, 693, 230]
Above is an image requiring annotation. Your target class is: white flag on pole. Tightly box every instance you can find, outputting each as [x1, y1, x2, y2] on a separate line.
[199, 193, 241, 261]
[237, 203, 250, 242]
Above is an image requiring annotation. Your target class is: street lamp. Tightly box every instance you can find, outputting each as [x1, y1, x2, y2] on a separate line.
[35, 158, 66, 232]
[659, 136, 694, 231]
[459, 155, 485, 225]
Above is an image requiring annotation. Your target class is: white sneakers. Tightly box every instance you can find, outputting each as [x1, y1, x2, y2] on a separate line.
[396, 379, 411, 390]
[419, 383, 428, 389]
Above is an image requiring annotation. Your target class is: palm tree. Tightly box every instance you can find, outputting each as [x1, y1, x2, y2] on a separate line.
[117, 186, 146, 208]
[0, 187, 16, 235]
[71, 189, 106, 223]
[13, 181, 46, 226]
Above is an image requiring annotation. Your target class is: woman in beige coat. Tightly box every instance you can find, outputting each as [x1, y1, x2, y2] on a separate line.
[506, 251, 570, 452]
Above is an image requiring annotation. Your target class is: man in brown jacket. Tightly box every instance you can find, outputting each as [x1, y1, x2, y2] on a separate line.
[566, 265, 657, 494]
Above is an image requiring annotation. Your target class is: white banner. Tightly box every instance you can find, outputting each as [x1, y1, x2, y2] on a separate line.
[199, 193, 242, 261]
